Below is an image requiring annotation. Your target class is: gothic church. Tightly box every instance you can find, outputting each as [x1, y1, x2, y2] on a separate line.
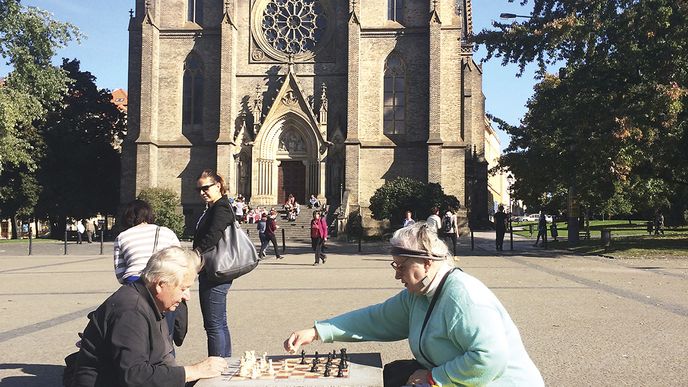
[121, 0, 488, 232]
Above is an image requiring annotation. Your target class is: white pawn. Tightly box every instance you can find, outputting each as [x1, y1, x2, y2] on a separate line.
[251, 364, 260, 379]
[282, 360, 289, 371]
[268, 359, 276, 375]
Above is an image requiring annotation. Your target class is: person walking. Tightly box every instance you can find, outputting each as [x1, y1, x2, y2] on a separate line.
[426, 207, 442, 233]
[193, 169, 236, 358]
[76, 220, 85, 244]
[310, 211, 326, 266]
[257, 213, 269, 259]
[264, 209, 283, 259]
[403, 210, 415, 228]
[550, 217, 559, 242]
[85, 220, 96, 243]
[493, 205, 507, 251]
[533, 212, 547, 247]
[654, 210, 665, 235]
[319, 208, 329, 253]
[440, 208, 459, 255]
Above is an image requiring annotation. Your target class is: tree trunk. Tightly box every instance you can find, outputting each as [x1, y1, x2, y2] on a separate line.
[11, 215, 18, 239]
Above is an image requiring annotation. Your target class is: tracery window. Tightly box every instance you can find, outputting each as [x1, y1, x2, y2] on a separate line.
[388, 0, 403, 22]
[182, 53, 204, 126]
[260, 0, 327, 55]
[187, 0, 203, 24]
[383, 54, 406, 135]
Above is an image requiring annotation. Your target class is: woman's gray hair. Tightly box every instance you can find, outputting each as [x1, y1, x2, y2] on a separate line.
[141, 246, 201, 286]
[390, 222, 451, 260]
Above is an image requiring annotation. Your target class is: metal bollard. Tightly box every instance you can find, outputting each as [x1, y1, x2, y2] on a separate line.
[28, 226, 33, 256]
[470, 230, 474, 251]
[281, 228, 286, 253]
[64, 227, 68, 255]
[100, 230, 104, 255]
[510, 228, 514, 251]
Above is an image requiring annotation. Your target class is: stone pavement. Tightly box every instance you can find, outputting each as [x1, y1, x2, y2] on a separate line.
[1, 232, 687, 386]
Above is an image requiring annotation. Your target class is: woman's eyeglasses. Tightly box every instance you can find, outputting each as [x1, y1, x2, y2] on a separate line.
[390, 257, 410, 271]
[198, 184, 215, 192]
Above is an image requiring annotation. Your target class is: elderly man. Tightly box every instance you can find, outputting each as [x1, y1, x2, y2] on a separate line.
[70, 246, 225, 387]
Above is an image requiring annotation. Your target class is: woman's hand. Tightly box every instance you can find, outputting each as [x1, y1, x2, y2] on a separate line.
[283, 328, 318, 353]
[407, 369, 431, 386]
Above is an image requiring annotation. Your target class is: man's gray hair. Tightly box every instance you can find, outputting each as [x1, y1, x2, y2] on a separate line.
[390, 222, 451, 260]
[141, 246, 201, 286]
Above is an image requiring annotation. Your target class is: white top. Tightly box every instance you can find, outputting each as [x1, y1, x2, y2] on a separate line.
[426, 214, 442, 232]
[113, 224, 181, 283]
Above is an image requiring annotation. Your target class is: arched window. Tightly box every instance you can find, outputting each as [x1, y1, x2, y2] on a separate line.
[383, 54, 406, 135]
[187, 0, 203, 24]
[388, 0, 403, 22]
[182, 53, 204, 125]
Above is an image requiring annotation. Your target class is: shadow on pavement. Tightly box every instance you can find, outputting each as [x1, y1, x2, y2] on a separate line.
[0, 363, 64, 387]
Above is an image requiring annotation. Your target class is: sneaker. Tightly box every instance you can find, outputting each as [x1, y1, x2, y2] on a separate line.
[313, 262, 319, 266]
[276, 255, 284, 259]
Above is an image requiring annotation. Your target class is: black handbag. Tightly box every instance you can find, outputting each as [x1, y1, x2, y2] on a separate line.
[202, 222, 259, 282]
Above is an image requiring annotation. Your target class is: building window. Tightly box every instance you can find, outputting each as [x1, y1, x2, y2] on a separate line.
[383, 54, 406, 135]
[187, 0, 203, 24]
[388, 0, 403, 22]
[182, 53, 204, 125]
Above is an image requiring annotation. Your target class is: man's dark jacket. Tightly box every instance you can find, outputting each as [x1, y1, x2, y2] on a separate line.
[70, 280, 185, 387]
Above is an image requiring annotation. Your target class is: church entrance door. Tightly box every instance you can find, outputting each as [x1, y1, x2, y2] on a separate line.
[278, 160, 306, 204]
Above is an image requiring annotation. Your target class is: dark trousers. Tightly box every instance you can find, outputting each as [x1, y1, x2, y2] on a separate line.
[496, 228, 506, 250]
[311, 237, 325, 263]
[198, 273, 232, 357]
[262, 233, 280, 257]
[383, 359, 424, 387]
[443, 233, 457, 255]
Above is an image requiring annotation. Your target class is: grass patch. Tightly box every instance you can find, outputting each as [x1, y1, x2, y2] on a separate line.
[0, 238, 62, 244]
[546, 234, 688, 259]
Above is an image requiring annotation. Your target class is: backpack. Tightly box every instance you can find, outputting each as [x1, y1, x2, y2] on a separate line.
[441, 215, 453, 233]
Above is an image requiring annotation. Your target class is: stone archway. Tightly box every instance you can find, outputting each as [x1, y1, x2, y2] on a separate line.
[251, 113, 326, 205]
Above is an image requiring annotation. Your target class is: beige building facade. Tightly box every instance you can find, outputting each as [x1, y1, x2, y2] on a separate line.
[121, 0, 489, 231]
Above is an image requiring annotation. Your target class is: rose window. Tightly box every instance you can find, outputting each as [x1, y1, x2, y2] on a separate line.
[261, 0, 327, 55]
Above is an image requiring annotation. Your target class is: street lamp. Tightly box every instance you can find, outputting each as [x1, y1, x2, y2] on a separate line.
[506, 173, 514, 250]
[499, 13, 532, 19]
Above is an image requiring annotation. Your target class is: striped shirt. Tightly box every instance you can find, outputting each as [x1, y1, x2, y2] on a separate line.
[114, 224, 181, 283]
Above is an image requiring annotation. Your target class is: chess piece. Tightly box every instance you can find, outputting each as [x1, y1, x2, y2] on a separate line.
[310, 359, 319, 373]
[324, 363, 331, 377]
[282, 360, 289, 371]
[300, 350, 307, 365]
[250, 364, 260, 379]
[336, 362, 344, 378]
[268, 359, 276, 375]
[314, 351, 320, 364]
[326, 353, 332, 364]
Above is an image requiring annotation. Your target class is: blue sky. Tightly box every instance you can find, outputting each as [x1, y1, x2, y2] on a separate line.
[3, 0, 539, 150]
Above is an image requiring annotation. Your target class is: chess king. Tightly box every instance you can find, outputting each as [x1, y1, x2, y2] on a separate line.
[284, 223, 544, 387]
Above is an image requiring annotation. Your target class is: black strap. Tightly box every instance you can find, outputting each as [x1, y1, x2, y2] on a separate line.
[153, 226, 160, 253]
[418, 267, 458, 367]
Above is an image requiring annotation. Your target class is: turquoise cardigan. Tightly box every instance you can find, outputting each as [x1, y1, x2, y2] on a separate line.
[315, 270, 544, 386]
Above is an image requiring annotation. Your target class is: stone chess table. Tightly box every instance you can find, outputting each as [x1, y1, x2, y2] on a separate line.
[195, 352, 383, 387]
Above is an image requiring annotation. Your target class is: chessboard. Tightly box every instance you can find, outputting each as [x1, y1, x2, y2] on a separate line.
[195, 350, 383, 387]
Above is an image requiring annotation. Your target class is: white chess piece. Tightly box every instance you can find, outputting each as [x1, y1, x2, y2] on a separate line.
[251, 364, 260, 379]
[282, 360, 289, 371]
[268, 359, 276, 375]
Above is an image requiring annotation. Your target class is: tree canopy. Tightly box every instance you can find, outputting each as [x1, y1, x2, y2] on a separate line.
[475, 0, 688, 221]
[0, 0, 80, 176]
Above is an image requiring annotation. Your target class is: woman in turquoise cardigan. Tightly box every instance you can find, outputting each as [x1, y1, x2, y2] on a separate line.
[284, 223, 544, 387]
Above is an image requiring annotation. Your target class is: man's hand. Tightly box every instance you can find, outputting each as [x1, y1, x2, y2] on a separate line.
[283, 328, 318, 353]
[184, 356, 226, 382]
[407, 369, 431, 386]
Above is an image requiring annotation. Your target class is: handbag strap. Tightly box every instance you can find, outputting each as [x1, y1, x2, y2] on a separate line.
[153, 226, 160, 253]
[418, 267, 458, 368]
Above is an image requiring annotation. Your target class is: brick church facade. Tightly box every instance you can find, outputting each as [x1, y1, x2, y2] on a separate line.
[121, 0, 489, 232]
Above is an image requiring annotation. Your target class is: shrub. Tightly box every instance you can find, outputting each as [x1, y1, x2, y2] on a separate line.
[369, 177, 460, 227]
[137, 188, 185, 238]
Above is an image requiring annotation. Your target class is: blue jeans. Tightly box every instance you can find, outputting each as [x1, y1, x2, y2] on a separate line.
[199, 273, 232, 357]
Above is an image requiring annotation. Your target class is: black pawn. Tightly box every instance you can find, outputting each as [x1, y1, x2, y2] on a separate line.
[314, 351, 320, 364]
[336, 363, 344, 378]
[326, 353, 332, 364]
[324, 363, 331, 377]
[300, 350, 306, 365]
[310, 358, 318, 373]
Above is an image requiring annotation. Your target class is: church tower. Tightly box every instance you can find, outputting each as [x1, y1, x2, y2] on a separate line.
[122, 0, 487, 233]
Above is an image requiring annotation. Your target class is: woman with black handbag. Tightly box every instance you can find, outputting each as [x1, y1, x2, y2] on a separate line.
[193, 169, 236, 357]
[284, 223, 544, 387]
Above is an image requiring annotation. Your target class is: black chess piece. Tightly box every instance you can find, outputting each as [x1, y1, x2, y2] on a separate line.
[332, 349, 337, 357]
[336, 362, 344, 378]
[310, 358, 319, 373]
[300, 350, 306, 365]
[324, 363, 331, 377]
[326, 353, 332, 364]
[314, 351, 320, 364]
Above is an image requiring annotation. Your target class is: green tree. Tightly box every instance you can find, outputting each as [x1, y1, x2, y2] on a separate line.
[136, 188, 186, 238]
[369, 177, 460, 227]
[476, 0, 688, 221]
[35, 59, 124, 237]
[0, 0, 80, 175]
